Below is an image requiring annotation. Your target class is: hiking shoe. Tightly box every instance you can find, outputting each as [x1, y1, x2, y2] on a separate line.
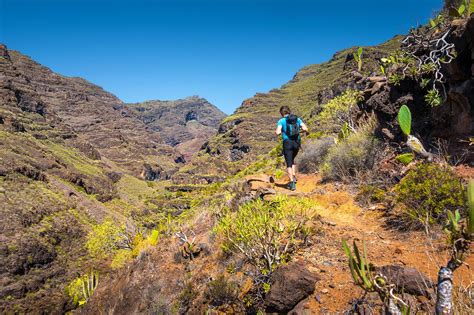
[288, 181, 296, 191]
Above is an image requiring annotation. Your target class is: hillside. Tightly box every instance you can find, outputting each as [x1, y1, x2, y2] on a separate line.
[125, 96, 226, 161]
[79, 12, 474, 315]
[0, 46, 225, 313]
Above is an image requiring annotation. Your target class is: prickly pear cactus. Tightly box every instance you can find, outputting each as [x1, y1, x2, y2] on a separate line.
[397, 105, 412, 136]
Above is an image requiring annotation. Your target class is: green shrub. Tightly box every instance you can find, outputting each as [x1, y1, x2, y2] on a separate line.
[178, 282, 198, 313]
[86, 218, 125, 258]
[394, 163, 465, 228]
[314, 90, 363, 133]
[356, 185, 387, 206]
[214, 196, 318, 273]
[321, 123, 380, 182]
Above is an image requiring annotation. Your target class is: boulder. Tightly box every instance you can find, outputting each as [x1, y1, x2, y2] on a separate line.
[377, 265, 434, 297]
[264, 262, 320, 313]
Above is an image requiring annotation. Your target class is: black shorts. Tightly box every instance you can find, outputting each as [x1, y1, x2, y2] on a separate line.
[282, 140, 300, 168]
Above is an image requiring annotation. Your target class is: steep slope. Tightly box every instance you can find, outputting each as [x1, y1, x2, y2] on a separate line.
[0, 45, 204, 313]
[0, 44, 178, 179]
[125, 96, 226, 161]
[172, 37, 401, 183]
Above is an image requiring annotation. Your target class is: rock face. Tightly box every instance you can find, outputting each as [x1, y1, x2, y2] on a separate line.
[126, 96, 226, 160]
[363, 16, 474, 163]
[264, 262, 320, 313]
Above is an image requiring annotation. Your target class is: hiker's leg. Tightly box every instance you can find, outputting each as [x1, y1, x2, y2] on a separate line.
[287, 167, 294, 182]
[282, 140, 294, 182]
[291, 141, 299, 180]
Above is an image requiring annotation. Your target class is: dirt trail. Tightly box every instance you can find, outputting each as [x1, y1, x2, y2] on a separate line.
[268, 173, 474, 313]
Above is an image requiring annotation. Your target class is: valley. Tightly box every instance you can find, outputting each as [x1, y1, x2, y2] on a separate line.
[1, 4, 474, 314]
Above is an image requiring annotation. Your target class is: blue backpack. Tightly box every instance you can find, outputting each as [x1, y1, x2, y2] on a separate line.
[285, 114, 300, 141]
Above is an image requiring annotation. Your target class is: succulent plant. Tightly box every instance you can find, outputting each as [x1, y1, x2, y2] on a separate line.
[397, 105, 411, 136]
[81, 271, 99, 305]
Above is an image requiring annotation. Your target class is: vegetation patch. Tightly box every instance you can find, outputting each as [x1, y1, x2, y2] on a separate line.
[214, 195, 319, 273]
[311, 89, 363, 133]
[394, 163, 465, 229]
[321, 121, 380, 182]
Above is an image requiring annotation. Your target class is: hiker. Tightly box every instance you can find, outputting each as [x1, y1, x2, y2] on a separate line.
[275, 106, 309, 191]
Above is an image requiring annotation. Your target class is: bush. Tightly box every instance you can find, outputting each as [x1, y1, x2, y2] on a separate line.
[314, 90, 363, 133]
[356, 185, 387, 206]
[321, 124, 380, 182]
[205, 275, 239, 307]
[214, 196, 319, 273]
[298, 137, 335, 174]
[178, 282, 198, 313]
[394, 163, 465, 229]
[86, 218, 125, 258]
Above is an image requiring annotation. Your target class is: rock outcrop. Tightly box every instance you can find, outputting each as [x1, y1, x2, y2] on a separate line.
[264, 262, 320, 313]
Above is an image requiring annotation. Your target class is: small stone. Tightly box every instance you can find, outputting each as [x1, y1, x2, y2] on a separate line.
[321, 288, 329, 294]
[329, 283, 335, 288]
[367, 76, 387, 83]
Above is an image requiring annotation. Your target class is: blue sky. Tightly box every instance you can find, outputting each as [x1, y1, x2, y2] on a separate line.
[1, 0, 442, 114]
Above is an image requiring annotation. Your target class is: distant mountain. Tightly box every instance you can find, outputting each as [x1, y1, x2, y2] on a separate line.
[126, 96, 226, 161]
[0, 44, 180, 179]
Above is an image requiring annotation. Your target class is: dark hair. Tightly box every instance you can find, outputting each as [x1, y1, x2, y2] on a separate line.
[280, 106, 291, 116]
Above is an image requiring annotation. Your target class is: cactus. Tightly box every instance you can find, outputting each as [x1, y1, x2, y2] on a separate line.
[343, 240, 411, 314]
[467, 179, 474, 235]
[81, 271, 99, 304]
[397, 105, 411, 136]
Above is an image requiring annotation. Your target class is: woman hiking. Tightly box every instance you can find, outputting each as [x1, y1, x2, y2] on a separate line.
[275, 106, 309, 191]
